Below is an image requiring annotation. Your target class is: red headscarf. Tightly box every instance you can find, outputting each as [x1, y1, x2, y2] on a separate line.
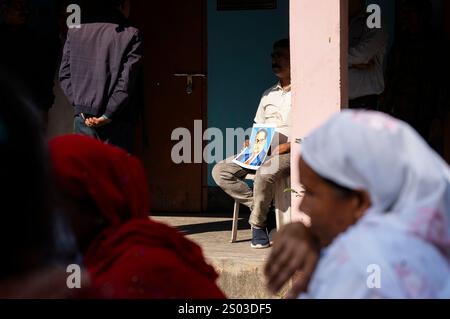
[49, 135, 225, 299]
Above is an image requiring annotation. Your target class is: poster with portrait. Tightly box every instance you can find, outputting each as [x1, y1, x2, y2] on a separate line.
[233, 124, 276, 170]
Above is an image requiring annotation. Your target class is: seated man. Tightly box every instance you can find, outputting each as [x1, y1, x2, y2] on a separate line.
[213, 39, 291, 249]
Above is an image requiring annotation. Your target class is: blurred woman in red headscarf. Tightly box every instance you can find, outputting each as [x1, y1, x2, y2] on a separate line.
[49, 135, 225, 299]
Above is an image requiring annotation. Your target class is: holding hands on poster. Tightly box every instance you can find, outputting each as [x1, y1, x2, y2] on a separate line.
[233, 124, 276, 170]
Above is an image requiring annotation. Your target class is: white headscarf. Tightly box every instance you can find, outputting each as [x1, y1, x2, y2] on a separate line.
[300, 110, 450, 299]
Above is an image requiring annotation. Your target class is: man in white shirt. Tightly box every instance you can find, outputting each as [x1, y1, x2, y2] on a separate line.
[213, 39, 291, 249]
[348, 0, 388, 110]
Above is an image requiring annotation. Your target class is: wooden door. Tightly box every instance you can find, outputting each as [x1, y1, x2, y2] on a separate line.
[131, 1, 207, 212]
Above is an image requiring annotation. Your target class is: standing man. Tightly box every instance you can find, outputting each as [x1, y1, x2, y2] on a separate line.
[213, 39, 291, 249]
[348, 0, 388, 110]
[59, 0, 142, 153]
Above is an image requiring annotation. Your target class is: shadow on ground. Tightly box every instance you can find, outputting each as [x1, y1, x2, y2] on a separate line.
[176, 218, 251, 236]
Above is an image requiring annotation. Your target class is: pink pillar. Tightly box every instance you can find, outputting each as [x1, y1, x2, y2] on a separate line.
[289, 0, 348, 222]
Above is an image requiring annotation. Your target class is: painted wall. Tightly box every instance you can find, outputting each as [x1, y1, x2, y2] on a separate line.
[289, 0, 397, 223]
[206, 0, 398, 188]
[290, 0, 348, 223]
[207, 0, 290, 186]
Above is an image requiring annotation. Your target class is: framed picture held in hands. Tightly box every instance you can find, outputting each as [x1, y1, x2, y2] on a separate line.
[233, 124, 276, 170]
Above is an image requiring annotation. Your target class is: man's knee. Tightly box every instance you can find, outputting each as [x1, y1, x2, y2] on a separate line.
[212, 162, 229, 186]
[254, 170, 275, 186]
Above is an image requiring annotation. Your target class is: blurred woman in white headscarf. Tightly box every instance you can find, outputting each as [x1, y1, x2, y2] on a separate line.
[265, 110, 450, 299]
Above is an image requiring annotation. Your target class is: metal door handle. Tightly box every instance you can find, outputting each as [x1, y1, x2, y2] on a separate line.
[174, 73, 206, 95]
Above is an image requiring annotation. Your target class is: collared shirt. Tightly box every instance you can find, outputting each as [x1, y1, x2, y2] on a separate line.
[254, 82, 292, 146]
[349, 12, 388, 100]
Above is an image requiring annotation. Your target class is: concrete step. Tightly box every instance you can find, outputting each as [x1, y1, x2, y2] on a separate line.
[152, 215, 290, 299]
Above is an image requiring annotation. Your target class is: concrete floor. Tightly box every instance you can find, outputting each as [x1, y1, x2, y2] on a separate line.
[152, 213, 289, 299]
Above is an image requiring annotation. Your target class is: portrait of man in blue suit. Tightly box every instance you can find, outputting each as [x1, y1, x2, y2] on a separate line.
[236, 128, 269, 167]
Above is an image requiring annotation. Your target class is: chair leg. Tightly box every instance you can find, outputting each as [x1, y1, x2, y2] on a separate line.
[275, 201, 283, 231]
[230, 200, 240, 243]
[274, 182, 282, 230]
[274, 177, 292, 230]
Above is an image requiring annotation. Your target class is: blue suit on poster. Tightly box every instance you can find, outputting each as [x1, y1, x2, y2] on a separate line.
[236, 149, 267, 167]
[235, 127, 272, 167]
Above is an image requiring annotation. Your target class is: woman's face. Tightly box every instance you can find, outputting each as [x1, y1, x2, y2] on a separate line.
[299, 157, 371, 248]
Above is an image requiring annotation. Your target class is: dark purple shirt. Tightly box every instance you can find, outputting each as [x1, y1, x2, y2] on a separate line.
[59, 22, 143, 119]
